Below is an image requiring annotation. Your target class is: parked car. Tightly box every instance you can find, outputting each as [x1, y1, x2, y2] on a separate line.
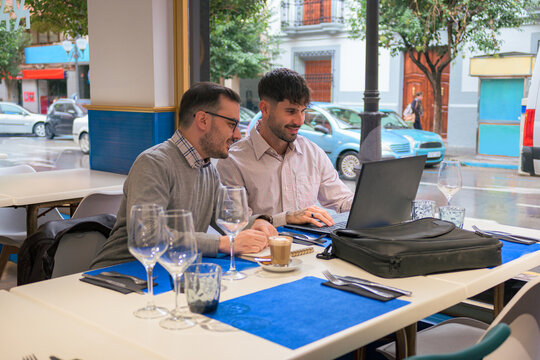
[239, 106, 256, 137]
[45, 99, 87, 139]
[0, 102, 46, 136]
[72, 115, 90, 154]
[521, 47, 540, 175]
[334, 105, 446, 166]
[247, 104, 417, 180]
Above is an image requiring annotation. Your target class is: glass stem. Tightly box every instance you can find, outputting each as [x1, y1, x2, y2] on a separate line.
[173, 273, 181, 316]
[145, 265, 155, 309]
[228, 234, 236, 272]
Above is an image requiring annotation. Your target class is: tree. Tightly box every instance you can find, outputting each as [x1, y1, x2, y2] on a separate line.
[25, 0, 87, 37]
[348, 0, 539, 134]
[210, 0, 279, 82]
[0, 21, 31, 100]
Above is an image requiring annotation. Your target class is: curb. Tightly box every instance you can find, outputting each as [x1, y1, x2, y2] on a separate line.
[460, 161, 518, 170]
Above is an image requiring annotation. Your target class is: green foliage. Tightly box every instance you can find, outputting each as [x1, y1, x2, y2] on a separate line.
[348, 0, 539, 133]
[349, 0, 539, 58]
[0, 20, 31, 82]
[210, 1, 279, 82]
[25, 0, 88, 37]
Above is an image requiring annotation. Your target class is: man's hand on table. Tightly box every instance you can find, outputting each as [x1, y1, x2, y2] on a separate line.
[286, 205, 334, 227]
[218, 229, 269, 254]
[251, 218, 278, 238]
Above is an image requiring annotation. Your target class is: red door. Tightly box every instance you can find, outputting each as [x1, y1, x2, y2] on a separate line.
[305, 60, 332, 102]
[303, 0, 331, 25]
[403, 50, 449, 136]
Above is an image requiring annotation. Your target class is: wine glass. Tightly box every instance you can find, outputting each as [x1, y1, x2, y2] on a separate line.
[128, 204, 168, 319]
[216, 186, 249, 281]
[157, 209, 198, 330]
[437, 160, 462, 205]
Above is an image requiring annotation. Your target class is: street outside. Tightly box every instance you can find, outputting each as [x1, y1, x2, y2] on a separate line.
[2, 135, 540, 230]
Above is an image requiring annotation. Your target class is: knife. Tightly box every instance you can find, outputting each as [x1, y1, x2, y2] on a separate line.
[81, 273, 145, 294]
[338, 275, 412, 296]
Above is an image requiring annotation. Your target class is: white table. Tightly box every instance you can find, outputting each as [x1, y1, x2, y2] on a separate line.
[8, 220, 540, 359]
[0, 168, 126, 234]
[0, 290, 165, 360]
[9, 252, 467, 360]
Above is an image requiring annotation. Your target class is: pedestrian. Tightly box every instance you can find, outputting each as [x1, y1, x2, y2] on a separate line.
[411, 92, 424, 130]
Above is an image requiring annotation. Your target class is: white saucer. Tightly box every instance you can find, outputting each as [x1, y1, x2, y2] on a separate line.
[258, 258, 302, 273]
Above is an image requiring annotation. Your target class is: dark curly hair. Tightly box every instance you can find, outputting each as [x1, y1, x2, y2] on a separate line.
[258, 68, 311, 106]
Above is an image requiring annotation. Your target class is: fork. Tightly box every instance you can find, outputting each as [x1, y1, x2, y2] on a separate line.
[99, 271, 149, 285]
[322, 270, 394, 299]
[22, 354, 37, 360]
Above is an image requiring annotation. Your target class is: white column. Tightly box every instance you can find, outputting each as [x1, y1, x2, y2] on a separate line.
[87, 0, 174, 107]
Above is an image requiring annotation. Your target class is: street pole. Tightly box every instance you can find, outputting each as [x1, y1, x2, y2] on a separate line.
[63, 37, 87, 99]
[358, 0, 381, 165]
[74, 48, 80, 99]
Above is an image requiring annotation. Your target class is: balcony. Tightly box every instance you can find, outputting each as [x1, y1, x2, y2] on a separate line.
[281, 0, 345, 37]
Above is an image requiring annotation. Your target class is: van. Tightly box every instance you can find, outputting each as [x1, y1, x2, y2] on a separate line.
[521, 48, 540, 175]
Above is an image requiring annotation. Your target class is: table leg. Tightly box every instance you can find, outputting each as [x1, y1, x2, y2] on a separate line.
[353, 347, 366, 360]
[26, 204, 39, 236]
[405, 323, 417, 356]
[493, 283, 505, 317]
[395, 328, 408, 359]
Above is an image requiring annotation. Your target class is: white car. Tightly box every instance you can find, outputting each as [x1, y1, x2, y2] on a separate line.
[0, 102, 46, 136]
[72, 115, 89, 154]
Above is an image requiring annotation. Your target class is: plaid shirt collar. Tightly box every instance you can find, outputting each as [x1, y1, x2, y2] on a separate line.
[171, 129, 210, 169]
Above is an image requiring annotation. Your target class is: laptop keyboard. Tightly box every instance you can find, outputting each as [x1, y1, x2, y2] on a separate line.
[321, 220, 347, 232]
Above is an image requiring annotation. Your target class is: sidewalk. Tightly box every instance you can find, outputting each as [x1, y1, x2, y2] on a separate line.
[444, 141, 519, 170]
[445, 153, 519, 170]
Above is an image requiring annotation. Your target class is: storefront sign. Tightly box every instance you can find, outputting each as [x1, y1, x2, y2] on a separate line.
[0, 0, 31, 31]
[24, 91, 35, 102]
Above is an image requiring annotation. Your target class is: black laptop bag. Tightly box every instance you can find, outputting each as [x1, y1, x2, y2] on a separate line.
[320, 218, 502, 278]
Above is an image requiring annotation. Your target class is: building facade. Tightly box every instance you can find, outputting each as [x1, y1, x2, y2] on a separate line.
[247, 0, 540, 156]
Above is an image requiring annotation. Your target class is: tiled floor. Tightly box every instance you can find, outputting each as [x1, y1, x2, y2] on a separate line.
[0, 262, 17, 290]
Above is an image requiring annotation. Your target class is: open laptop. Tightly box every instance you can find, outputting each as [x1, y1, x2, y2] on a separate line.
[284, 155, 427, 235]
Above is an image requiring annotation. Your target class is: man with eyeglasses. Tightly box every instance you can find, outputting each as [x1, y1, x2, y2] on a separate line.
[92, 82, 276, 269]
[217, 68, 353, 228]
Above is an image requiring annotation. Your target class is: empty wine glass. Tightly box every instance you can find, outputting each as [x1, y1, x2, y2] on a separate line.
[437, 160, 462, 205]
[157, 209, 198, 330]
[216, 186, 249, 281]
[128, 204, 168, 319]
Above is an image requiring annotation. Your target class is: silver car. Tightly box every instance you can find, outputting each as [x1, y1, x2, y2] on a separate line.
[72, 115, 89, 154]
[0, 102, 46, 136]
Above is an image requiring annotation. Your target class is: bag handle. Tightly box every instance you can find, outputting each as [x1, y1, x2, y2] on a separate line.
[316, 243, 335, 260]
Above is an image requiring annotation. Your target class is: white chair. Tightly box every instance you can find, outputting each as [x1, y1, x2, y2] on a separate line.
[378, 277, 540, 359]
[71, 191, 123, 219]
[0, 165, 64, 277]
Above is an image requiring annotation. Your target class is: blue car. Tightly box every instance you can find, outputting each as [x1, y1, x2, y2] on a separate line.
[247, 103, 429, 180]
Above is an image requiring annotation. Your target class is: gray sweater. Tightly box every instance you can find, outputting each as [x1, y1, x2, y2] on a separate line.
[91, 139, 224, 269]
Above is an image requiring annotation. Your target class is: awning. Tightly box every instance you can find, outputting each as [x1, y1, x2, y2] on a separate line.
[22, 68, 65, 80]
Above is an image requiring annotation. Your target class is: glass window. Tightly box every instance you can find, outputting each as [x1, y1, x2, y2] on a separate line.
[54, 103, 66, 112]
[1, 104, 24, 115]
[381, 112, 409, 129]
[305, 108, 332, 133]
[326, 107, 362, 128]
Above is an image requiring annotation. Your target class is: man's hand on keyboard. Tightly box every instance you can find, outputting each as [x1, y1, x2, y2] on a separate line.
[285, 205, 335, 227]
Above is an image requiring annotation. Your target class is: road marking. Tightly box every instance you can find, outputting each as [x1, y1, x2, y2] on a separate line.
[420, 182, 540, 195]
[517, 203, 540, 209]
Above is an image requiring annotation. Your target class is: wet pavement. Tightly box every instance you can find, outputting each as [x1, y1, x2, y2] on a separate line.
[0, 135, 89, 171]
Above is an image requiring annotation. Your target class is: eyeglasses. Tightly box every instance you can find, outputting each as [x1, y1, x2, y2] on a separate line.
[194, 111, 239, 132]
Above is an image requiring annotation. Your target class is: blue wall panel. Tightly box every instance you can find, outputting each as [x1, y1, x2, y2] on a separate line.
[478, 123, 520, 157]
[89, 110, 175, 174]
[478, 78, 523, 122]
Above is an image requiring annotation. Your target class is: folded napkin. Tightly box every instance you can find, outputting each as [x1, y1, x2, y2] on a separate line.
[79, 274, 148, 294]
[321, 281, 401, 302]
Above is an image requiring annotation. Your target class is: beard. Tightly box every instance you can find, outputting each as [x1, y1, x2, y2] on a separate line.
[200, 124, 231, 159]
[267, 112, 299, 143]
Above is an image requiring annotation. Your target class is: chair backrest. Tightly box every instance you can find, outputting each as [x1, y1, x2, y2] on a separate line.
[0, 165, 63, 243]
[405, 323, 511, 360]
[71, 191, 123, 219]
[484, 277, 540, 359]
[51, 231, 109, 278]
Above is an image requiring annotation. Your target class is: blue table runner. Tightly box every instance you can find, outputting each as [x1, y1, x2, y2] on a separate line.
[86, 257, 259, 295]
[500, 240, 540, 264]
[206, 276, 410, 350]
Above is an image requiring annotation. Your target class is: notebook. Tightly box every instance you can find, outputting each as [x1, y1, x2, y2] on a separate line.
[285, 155, 427, 235]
